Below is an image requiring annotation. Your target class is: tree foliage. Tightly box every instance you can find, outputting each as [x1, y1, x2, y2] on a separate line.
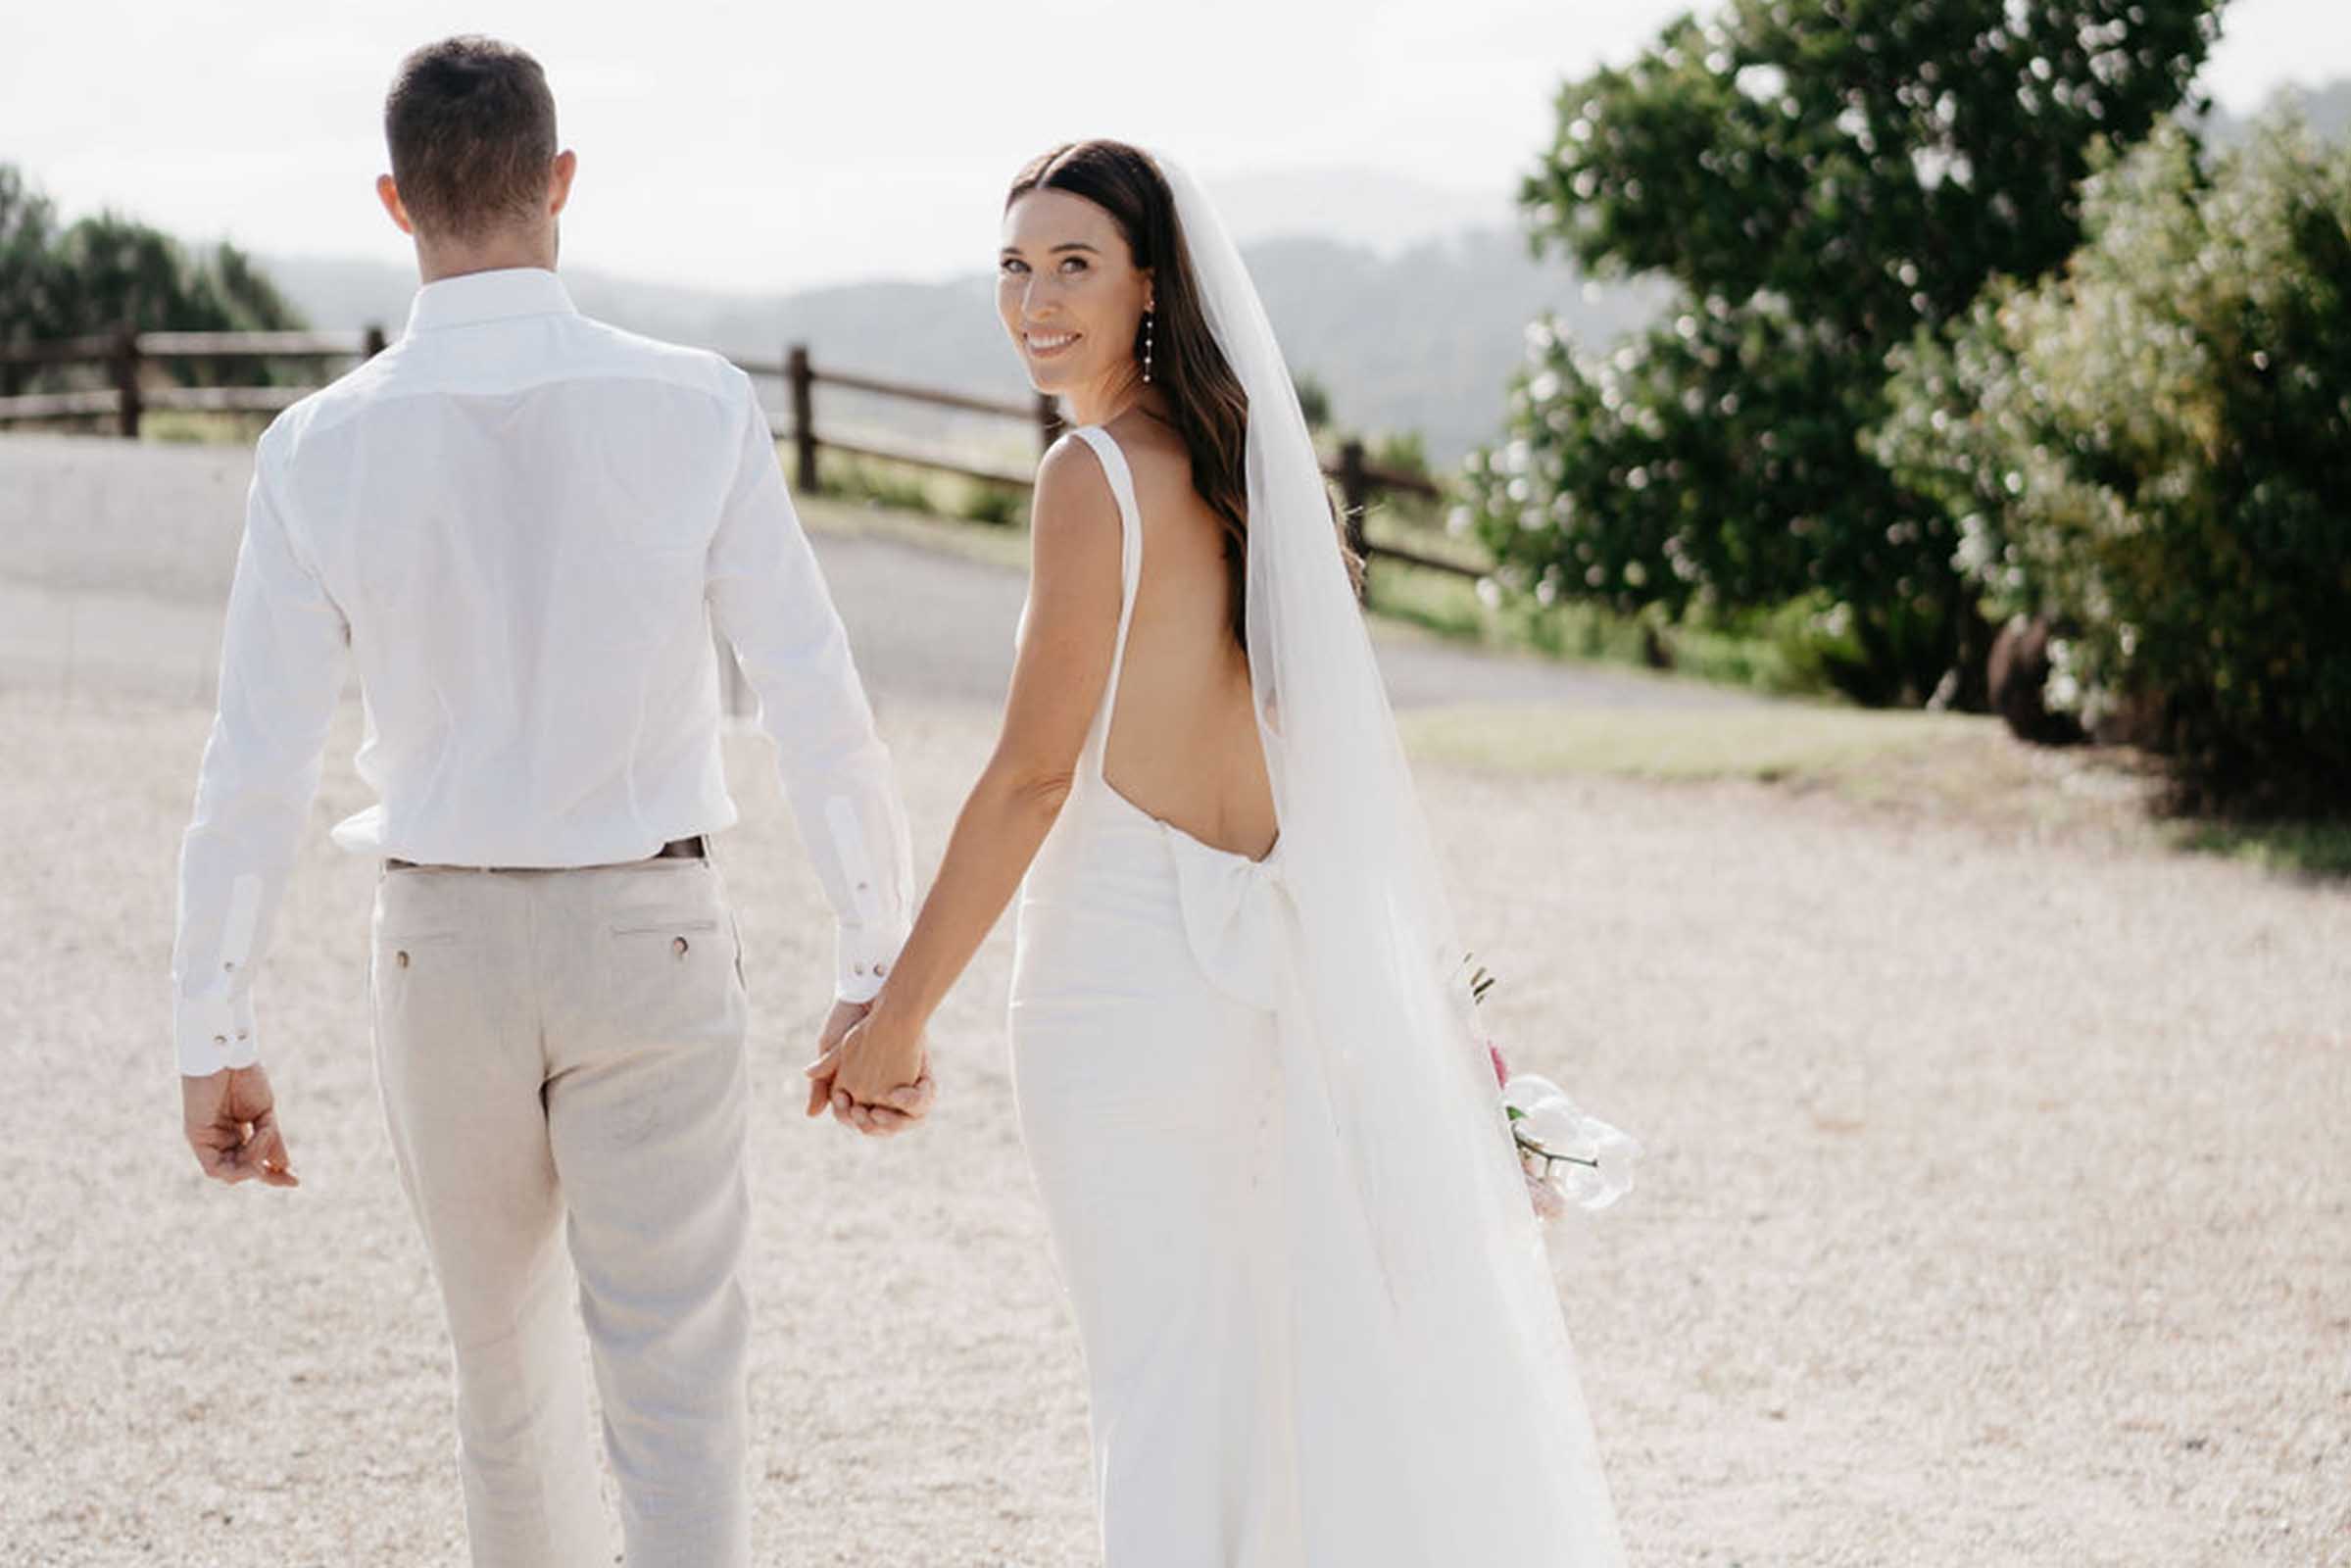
[0, 162, 304, 373]
[0, 164, 65, 347]
[1462, 0, 2221, 704]
[1877, 117, 2351, 802]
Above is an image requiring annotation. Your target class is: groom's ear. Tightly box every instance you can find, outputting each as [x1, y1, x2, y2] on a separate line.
[546, 150, 578, 220]
[375, 174, 416, 237]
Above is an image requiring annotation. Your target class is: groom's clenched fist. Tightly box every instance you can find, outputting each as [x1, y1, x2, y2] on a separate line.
[183, 1064, 299, 1188]
[803, 998, 867, 1118]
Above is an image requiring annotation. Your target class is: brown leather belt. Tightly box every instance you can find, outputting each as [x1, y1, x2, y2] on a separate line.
[385, 834, 708, 872]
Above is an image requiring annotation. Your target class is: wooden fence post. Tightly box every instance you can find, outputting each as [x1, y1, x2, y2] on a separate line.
[787, 344, 819, 494]
[112, 324, 142, 439]
[1035, 391, 1062, 456]
[1337, 438, 1370, 597]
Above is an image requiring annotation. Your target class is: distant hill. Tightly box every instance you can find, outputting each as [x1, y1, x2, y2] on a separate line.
[1207, 168, 1519, 254]
[263, 80, 2344, 469]
[2203, 78, 2351, 147]
[265, 229, 1665, 465]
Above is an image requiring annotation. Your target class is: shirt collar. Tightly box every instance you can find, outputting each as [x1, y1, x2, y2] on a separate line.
[403, 268, 577, 336]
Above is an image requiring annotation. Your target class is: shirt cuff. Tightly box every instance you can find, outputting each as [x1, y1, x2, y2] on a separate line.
[834, 919, 909, 1004]
[176, 991, 262, 1076]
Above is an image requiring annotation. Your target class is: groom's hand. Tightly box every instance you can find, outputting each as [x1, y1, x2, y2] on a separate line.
[803, 998, 871, 1118]
[182, 1064, 299, 1188]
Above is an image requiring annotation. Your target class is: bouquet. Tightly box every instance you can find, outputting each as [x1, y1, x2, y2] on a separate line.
[1469, 960, 1641, 1220]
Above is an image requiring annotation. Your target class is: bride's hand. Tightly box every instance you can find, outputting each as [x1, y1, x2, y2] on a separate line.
[806, 1004, 935, 1137]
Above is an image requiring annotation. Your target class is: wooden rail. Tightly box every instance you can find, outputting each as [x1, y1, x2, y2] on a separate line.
[0, 327, 1481, 581]
[759, 343, 1061, 492]
[768, 343, 1475, 580]
[0, 325, 387, 435]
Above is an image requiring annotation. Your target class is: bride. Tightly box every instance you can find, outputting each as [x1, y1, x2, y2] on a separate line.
[808, 140, 1627, 1564]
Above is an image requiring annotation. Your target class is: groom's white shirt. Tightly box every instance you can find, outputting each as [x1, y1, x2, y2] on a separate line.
[171, 266, 913, 1076]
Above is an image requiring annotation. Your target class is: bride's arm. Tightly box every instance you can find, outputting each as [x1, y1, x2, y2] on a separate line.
[810, 437, 1122, 1122]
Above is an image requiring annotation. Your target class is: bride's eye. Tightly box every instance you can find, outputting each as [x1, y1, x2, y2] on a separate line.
[1000, 258, 1028, 275]
[1060, 257, 1088, 273]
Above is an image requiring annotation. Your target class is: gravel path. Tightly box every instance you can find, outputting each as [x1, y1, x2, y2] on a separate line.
[2, 431, 2346, 1565]
[4, 687, 2345, 1566]
[0, 432, 1751, 713]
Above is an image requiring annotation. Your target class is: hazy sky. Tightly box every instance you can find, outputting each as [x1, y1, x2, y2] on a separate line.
[5, 0, 2343, 294]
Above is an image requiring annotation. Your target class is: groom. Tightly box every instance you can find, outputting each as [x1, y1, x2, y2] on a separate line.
[171, 34, 932, 1566]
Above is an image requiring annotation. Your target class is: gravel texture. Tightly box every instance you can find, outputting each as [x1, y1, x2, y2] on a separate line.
[5, 688, 2346, 1566]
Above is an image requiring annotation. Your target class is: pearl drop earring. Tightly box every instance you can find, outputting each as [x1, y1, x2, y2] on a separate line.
[1142, 308, 1155, 382]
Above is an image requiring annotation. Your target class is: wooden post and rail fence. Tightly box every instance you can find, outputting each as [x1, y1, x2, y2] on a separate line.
[0, 329, 1479, 582]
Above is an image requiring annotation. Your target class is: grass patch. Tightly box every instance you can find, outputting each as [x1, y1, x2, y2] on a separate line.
[1362, 556, 1826, 699]
[1403, 704, 2351, 885]
[144, 411, 274, 445]
[817, 451, 1031, 531]
[2170, 818, 2351, 879]
[1397, 704, 1989, 783]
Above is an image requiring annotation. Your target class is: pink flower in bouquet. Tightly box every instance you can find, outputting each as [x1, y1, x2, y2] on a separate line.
[1487, 1040, 1510, 1089]
[1522, 1156, 1570, 1220]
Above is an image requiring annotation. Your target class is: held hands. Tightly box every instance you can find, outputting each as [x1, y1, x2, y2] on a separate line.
[805, 997, 936, 1138]
[182, 1064, 299, 1188]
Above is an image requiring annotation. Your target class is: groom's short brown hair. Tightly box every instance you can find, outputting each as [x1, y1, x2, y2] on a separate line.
[384, 36, 558, 241]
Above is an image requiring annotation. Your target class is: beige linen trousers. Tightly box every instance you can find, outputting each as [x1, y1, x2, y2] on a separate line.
[369, 854, 752, 1567]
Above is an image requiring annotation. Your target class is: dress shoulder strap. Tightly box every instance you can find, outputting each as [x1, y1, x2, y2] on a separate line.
[1065, 424, 1145, 778]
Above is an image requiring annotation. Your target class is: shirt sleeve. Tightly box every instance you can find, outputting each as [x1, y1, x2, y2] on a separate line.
[705, 373, 914, 1002]
[171, 434, 351, 1075]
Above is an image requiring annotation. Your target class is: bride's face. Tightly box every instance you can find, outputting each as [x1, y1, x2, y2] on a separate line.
[998, 188, 1152, 395]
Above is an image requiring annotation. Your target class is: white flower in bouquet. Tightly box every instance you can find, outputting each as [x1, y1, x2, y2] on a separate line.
[1499, 1072, 1642, 1214]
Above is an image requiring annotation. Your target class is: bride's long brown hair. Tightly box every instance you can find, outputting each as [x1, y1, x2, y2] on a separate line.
[1005, 140, 1359, 652]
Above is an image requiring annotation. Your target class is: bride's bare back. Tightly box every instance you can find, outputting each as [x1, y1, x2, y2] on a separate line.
[1092, 409, 1279, 862]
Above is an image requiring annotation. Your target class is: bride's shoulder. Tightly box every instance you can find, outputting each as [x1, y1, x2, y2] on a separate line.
[1030, 430, 1122, 545]
[1037, 426, 1113, 493]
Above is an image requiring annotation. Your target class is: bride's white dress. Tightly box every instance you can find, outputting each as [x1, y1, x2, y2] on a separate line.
[1007, 424, 1624, 1565]
[1010, 424, 1300, 1560]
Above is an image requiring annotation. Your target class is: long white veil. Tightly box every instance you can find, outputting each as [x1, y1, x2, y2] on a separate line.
[1158, 152, 1628, 1561]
